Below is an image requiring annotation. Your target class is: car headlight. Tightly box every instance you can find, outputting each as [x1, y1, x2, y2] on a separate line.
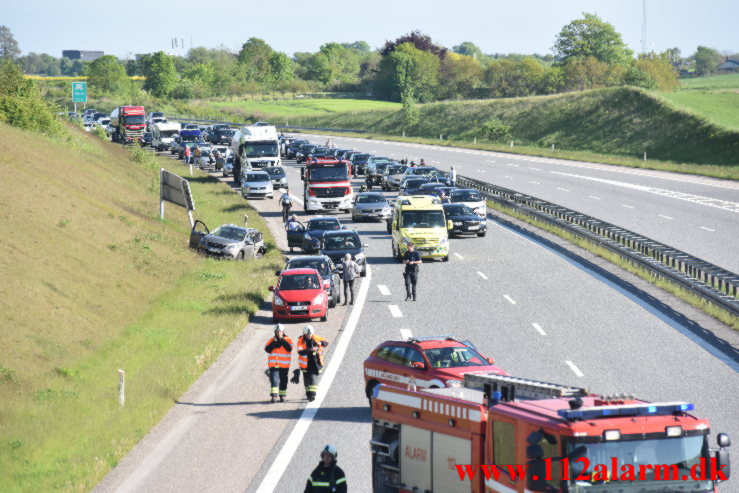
[313, 293, 325, 304]
[304, 233, 311, 239]
[274, 295, 285, 306]
[446, 379, 462, 388]
[225, 243, 239, 250]
[355, 253, 365, 263]
[453, 221, 463, 226]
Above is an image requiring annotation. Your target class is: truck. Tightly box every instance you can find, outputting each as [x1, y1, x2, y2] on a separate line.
[302, 159, 353, 213]
[151, 121, 181, 151]
[370, 372, 731, 493]
[230, 125, 281, 172]
[109, 106, 146, 144]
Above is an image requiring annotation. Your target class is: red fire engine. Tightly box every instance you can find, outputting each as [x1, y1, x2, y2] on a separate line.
[371, 372, 731, 493]
[301, 159, 353, 213]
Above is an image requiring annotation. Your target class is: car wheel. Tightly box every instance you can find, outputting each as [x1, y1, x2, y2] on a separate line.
[360, 266, 367, 277]
[477, 231, 486, 237]
[442, 255, 449, 262]
[320, 310, 328, 322]
[366, 380, 379, 405]
[329, 296, 337, 308]
[237, 251, 245, 260]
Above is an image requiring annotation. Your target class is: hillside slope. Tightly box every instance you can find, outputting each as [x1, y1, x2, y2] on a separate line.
[298, 87, 739, 166]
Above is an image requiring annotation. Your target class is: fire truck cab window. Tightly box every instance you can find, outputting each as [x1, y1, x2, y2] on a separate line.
[493, 420, 516, 470]
[533, 427, 561, 489]
[375, 347, 391, 361]
[386, 346, 407, 366]
[405, 348, 424, 367]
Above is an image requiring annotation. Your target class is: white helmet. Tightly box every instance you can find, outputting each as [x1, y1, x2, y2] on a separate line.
[274, 324, 285, 334]
[303, 325, 315, 336]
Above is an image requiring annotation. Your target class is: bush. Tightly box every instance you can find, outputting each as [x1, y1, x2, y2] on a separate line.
[480, 117, 511, 141]
[0, 60, 65, 136]
[92, 124, 108, 140]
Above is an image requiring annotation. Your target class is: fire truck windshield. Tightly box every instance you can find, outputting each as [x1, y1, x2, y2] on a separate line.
[123, 115, 145, 124]
[244, 143, 278, 157]
[308, 166, 348, 182]
[565, 435, 711, 492]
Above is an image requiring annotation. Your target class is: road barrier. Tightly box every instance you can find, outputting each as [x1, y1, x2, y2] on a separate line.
[457, 175, 739, 317]
[167, 114, 365, 134]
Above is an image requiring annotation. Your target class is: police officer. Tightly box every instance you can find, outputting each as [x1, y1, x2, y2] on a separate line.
[402, 242, 421, 301]
[264, 325, 293, 403]
[304, 445, 346, 493]
[294, 326, 328, 401]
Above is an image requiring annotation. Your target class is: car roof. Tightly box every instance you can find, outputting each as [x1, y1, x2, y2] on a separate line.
[377, 338, 469, 350]
[308, 216, 340, 223]
[323, 230, 358, 237]
[280, 268, 320, 276]
[288, 255, 331, 263]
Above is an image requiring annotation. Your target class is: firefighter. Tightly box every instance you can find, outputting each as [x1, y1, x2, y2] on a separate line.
[265, 324, 293, 403]
[293, 325, 328, 401]
[304, 445, 346, 493]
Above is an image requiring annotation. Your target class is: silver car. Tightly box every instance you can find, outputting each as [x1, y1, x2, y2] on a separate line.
[241, 170, 274, 199]
[189, 221, 266, 260]
[381, 164, 408, 190]
[351, 192, 392, 222]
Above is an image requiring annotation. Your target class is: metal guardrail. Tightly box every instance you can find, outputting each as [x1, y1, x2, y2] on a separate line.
[167, 114, 365, 134]
[457, 175, 739, 317]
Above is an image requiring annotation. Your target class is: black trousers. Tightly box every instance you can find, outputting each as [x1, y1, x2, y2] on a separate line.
[282, 203, 291, 222]
[303, 371, 318, 399]
[343, 279, 355, 303]
[404, 271, 418, 298]
[269, 367, 289, 397]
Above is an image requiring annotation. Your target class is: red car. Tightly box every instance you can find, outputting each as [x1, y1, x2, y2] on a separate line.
[270, 268, 329, 323]
[363, 336, 508, 402]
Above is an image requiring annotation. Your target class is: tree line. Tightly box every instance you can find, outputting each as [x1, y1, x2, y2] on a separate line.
[1, 15, 736, 105]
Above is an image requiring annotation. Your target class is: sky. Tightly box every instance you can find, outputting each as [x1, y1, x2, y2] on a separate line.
[5, 0, 737, 60]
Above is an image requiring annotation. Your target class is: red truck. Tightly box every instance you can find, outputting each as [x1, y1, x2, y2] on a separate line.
[371, 372, 731, 493]
[301, 159, 353, 213]
[110, 106, 146, 144]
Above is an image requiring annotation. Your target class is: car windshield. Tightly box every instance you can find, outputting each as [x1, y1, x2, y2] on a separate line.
[444, 204, 474, 215]
[357, 194, 385, 204]
[152, 112, 164, 118]
[308, 220, 340, 231]
[287, 259, 330, 276]
[405, 179, 429, 188]
[264, 167, 284, 175]
[244, 143, 278, 157]
[309, 166, 349, 181]
[161, 130, 178, 137]
[412, 168, 435, 175]
[423, 346, 487, 368]
[401, 210, 446, 228]
[246, 174, 269, 182]
[181, 134, 200, 142]
[370, 157, 390, 162]
[323, 235, 360, 250]
[375, 163, 391, 173]
[212, 226, 246, 241]
[387, 166, 407, 174]
[222, 130, 235, 136]
[278, 273, 321, 291]
[353, 154, 370, 161]
[565, 435, 710, 492]
[123, 115, 145, 124]
[451, 190, 482, 202]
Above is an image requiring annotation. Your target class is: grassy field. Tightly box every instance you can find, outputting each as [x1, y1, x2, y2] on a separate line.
[653, 74, 739, 130]
[677, 73, 739, 91]
[0, 123, 281, 491]
[208, 98, 400, 120]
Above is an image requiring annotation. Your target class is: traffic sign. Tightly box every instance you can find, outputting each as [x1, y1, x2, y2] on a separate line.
[72, 82, 87, 103]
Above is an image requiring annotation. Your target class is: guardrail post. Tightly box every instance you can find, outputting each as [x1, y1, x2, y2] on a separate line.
[118, 369, 125, 406]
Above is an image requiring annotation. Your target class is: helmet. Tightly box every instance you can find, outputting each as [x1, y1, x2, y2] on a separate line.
[322, 444, 337, 460]
[274, 324, 285, 334]
[303, 325, 315, 336]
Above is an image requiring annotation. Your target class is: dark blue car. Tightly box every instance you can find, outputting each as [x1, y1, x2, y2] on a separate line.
[301, 216, 345, 252]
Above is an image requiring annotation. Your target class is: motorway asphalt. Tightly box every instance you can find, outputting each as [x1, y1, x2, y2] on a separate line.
[97, 144, 738, 493]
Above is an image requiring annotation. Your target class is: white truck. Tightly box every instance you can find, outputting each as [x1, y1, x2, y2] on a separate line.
[151, 122, 181, 152]
[230, 125, 281, 173]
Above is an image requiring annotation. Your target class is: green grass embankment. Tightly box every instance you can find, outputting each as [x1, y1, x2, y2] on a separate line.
[0, 123, 281, 491]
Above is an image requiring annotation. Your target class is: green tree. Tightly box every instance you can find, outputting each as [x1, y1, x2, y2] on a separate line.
[237, 37, 274, 85]
[85, 55, 128, 94]
[561, 56, 618, 91]
[60, 57, 85, 76]
[377, 42, 439, 102]
[623, 64, 657, 89]
[635, 53, 677, 91]
[484, 58, 545, 98]
[306, 43, 361, 89]
[268, 52, 294, 88]
[692, 46, 723, 76]
[662, 47, 681, 64]
[0, 26, 20, 61]
[553, 13, 633, 66]
[439, 52, 484, 99]
[143, 51, 178, 97]
[453, 42, 484, 60]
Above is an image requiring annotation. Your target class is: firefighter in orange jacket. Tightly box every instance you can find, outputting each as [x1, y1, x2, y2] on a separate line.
[294, 325, 328, 402]
[265, 324, 293, 403]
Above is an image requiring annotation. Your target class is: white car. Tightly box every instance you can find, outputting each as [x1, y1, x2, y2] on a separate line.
[449, 189, 486, 217]
[241, 171, 274, 199]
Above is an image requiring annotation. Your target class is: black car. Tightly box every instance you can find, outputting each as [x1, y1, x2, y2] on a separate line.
[400, 177, 433, 195]
[301, 216, 345, 252]
[140, 131, 153, 147]
[283, 255, 341, 307]
[442, 203, 487, 237]
[287, 140, 309, 159]
[319, 230, 368, 277]
[296, 144, 319, 163]
[349, 153, 370, 175]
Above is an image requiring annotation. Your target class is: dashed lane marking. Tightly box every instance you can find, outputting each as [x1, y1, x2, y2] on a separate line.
[454, 253, 464, 260]
[399, 328, 413, 340]
[503, 163, 519, 167]
[529, 181, 540, 185]
[566, 360, 584, 377]
[557, 187, 570, 192]
[658, 214, 673, 220]
[388, 305, 403, 318]
[588, 195, 601, 200]
[477, 271, 488, 280]
[700, 226, 715, 232]
[532, 323, 547, 336]
[377, 285, 391, 296]
[623, 204, 634, 209]
[503, 295, 516, 305]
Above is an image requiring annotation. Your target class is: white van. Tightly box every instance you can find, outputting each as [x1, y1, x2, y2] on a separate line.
[152, 122, 181, 151]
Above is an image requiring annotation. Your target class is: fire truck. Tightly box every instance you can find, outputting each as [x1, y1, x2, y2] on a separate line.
[302, 159, 353, 213]
[371, 372, 731, 493]
[109, 105, 146, 144]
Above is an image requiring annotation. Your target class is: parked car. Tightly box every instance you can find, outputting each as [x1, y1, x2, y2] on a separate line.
[283, 255, 341, 308]
[188, 221, 266, 260]
[442, 203, 487, 237]
[241, 170, 274, 199]
[351, 192, 392, 222]
[222, 156, 234, 177]
[264, 166, 288, 188]
[349, 153, 371, 175]
[286, 140, 309, 159]
[381, 164, 408, 190]
[296, 144, 319, 163]
[183, 123, 199, 130]
[301, 216, 344, 252]
[319, 230, 368, 277]
[449, 189, 486, 217]
[140, 131, 153, 147]
[363, 336, 507, 403]
[366, 161, 394, 188]
[270, 268, 329, 323]
[400, 177, 433, 196]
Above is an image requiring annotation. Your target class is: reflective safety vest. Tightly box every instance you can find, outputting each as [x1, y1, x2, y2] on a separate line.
[297, 335, 326, 370]
[266, 336, 293, 368]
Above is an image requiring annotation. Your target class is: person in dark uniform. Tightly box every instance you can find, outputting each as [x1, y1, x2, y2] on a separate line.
[402, 242, 421, 301]
[304, 445, 347, 493]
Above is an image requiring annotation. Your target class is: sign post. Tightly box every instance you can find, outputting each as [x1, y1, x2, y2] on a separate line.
[160, 168, 196, 227]
[72, 81, 87, 115]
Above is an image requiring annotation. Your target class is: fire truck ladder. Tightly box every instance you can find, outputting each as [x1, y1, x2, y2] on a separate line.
[464, 373, 588, 402]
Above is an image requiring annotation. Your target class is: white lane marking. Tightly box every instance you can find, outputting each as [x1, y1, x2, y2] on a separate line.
[529, 181, 540, 185]
[588, 195, 601, 200]
[487, 160, 496, 163]
[557, 187, 570, 192]
[503, 163, 519, 167]
[477, 271, 489, 280]
[504, 175, 513, 179]
[700, 226, 715, 232]
[532, 323, 547, 336]
[377, 284, 391, 296]
[503, 295, 516, 305]
[454, 253, 464, 260]
[399, 328, 413, 340]
[658, 214, 673, 220]
[623, 204, 634, 209]
[388, 305, 403, 318]
[254, 266, 373, 493]
[566, 360, 584, 377]
[530, 167, 541, 171]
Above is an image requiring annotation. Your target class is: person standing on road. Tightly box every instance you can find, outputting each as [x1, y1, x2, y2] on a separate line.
[304, 445, 347, 493]
[340, 253, 361, 305]
[402, 242, 421, 301]
[264, 325, 293, 403]
[294, 325, 328, 402]
[279, 188, 292, 222]
[184, 145, 191, 165]
[450, 166, 457, 187]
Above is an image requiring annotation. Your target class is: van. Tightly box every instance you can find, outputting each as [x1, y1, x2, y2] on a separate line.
[389, 195, 451, 261]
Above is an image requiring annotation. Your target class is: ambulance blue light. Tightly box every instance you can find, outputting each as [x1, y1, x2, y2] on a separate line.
[647, 406, 657, 413]
[558, 402, 694, 421]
